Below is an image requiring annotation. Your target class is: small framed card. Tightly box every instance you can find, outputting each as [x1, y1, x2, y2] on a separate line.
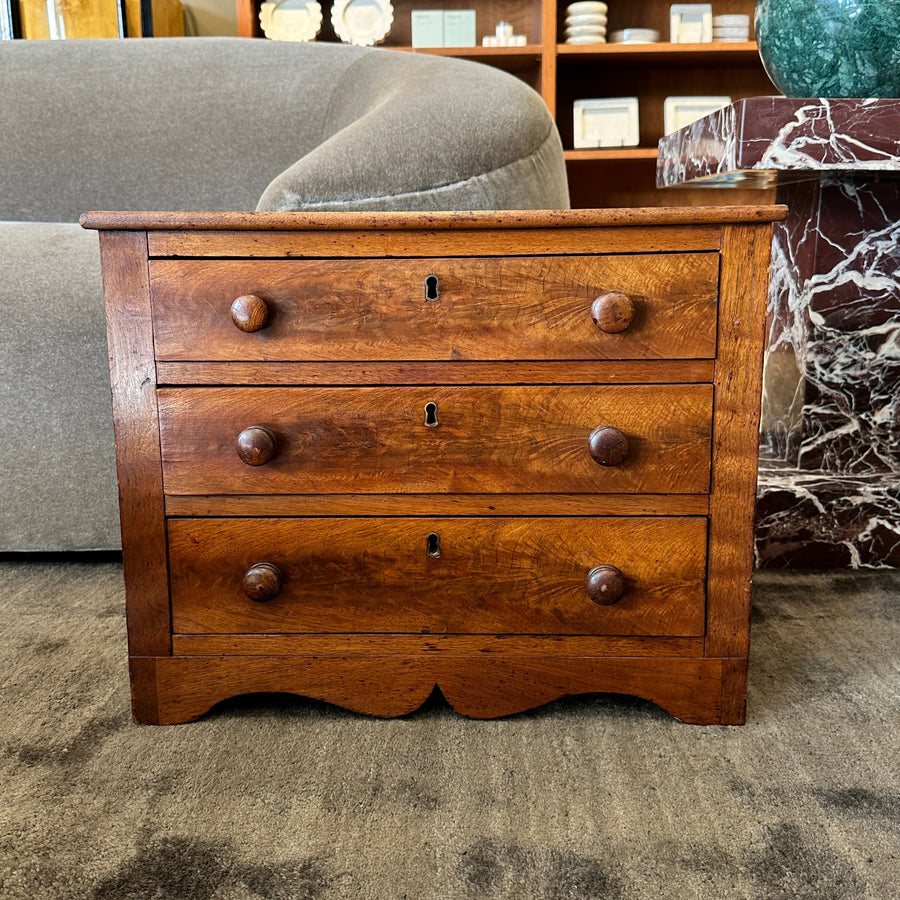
[443, 9, 475, 47]
[573, 97, 639, 149]
[669, 4, 712, 43]
[411, 9, 443, 47]
[663, 96, 731, 134]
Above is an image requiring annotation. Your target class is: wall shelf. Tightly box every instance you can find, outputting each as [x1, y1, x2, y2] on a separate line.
[236, 0, 777, 207]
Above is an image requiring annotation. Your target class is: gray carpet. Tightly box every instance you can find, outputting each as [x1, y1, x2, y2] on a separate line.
[1, 561, 897, 899]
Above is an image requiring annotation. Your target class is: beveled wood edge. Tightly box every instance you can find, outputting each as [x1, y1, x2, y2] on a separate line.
[100, 231, 171, 657]
[170, 635, 703, 657]
[705, 222, 771, 658]
[130, 654, 747, 725]
[81, 206, 788, 232]
[155, 360, 718, 386]
[163, 493, 711, 518]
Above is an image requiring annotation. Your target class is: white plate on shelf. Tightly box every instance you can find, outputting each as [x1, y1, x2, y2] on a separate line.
[565, 14, 607, 27]
[609, 27, 660, 43]
[259, 0, 323, 41]
[566, 35, 606, 44]
[331, 0, 394, 46]
[566, 1, 608, 15]
[565, 25, 607, 37]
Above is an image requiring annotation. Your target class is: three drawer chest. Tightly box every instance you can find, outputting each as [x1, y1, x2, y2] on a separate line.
[82, 207, 784, 725]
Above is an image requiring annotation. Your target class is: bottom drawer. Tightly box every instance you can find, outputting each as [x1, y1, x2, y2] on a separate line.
[169, 517, 707, 637]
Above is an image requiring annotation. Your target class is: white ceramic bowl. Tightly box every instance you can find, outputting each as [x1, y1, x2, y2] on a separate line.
[565, 34, 606, 44]
[565, 25, 607, 37]
[565, 13, 608, 27]
[566, 1, 608, 15]
[712, 14, 749, 26]
[713, 26, 749, 39]
[609, 27, 660, 43]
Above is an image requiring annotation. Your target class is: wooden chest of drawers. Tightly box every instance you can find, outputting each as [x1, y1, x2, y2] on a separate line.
[84, 207, 783, 725]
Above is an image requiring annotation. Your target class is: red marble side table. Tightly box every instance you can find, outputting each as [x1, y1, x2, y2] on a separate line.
[658, 97, 900, 568]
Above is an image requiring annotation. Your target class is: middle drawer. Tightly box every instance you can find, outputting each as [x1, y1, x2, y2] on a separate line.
[158, 384, 713, 496]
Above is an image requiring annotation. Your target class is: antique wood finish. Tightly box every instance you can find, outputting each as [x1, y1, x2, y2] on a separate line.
[705, 223, 771, 660]
[85, 208, 783, 726]
[157, 384, 713, 496]
[98, 231, 170, 658]
[168, 516, 708, 636]
[130, 655, 741, 725]
[163, 493, 711, 518]
[154, 359, 716, 387]
[149, 254, 719, 362]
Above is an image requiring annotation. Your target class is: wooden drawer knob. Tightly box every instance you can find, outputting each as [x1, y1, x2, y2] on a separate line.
[231, 294, 269, 333]
[242, 562, 283, 602]
[237, 425, 278, 466]
[586, 565, 625, 605]
[591, 291, 635, 334]
[588, 426, 629, 466]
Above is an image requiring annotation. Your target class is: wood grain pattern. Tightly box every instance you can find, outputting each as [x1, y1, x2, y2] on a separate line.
[149, 254, 718, 361]
[98, 231, 171, 657]
[158, 384, 713, 496]
[130, 655, 741, 725]
[163, 493, 710, 518]
[170, 634, 703, 657]
[167, 516, 707, 636]
[154, 359, 716, 386]
[144, 227, 725, 260]
[81, 207, 787, 232]
[87, 209, 777, 726]
[705, 223, 770, 658]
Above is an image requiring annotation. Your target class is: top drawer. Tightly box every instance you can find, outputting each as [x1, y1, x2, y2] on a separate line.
[149, 254, 719, 362]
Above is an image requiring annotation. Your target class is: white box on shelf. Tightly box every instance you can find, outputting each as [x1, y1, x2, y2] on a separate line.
[443, 9, 476, 47]
[573, 97, 639, 149]
[411, 9, 444, 47]
[669, 4, 712, 43]
[663, 95, 731, 134]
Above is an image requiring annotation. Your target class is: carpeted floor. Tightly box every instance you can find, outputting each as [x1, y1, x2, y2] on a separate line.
[0, 561, 897, 899]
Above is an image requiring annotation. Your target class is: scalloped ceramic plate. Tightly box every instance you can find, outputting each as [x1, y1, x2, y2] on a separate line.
[331, 0, 394, 46]
[259, 0, 323, 41]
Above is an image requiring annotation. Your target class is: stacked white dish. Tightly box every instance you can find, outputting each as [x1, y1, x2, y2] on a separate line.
[712, 13, 750, 41]
[609, 27, 660, 44]
[564, 1, 607, 45]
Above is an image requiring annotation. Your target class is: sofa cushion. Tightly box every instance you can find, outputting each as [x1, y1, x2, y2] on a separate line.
[256, 50, 570, 211]
[0, 38, 375, 221]
[0, 222, 120, 551]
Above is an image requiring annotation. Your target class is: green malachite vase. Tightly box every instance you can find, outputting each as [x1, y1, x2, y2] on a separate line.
[755, 0, 900, 97]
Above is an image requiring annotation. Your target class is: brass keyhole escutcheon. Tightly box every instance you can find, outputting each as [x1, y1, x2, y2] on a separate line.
[424, 401, 439, 427]
[424, 274, 440, 302]
[426, 532, 441, 558]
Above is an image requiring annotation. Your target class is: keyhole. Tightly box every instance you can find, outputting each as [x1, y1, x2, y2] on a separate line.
[426, 532, 441, 558]
[424, 274, 440, 302]
[424, 401, 439, 427]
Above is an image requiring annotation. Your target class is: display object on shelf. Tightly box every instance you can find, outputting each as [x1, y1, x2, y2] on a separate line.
[712, 13, 748, 40]
[663, 95, 731, 134]
[574, 97, 640, 148]
[442, 9, 475, 46]
[331, 0, 393, 45]
[482, 20, 525, 46]
[259, 0, 322, 41]
[411, 9, 443, 46]
[564, 8, 607, 44]
[755, 0, 900, 98]
[608, 27, 660, 43]
[669, 4, 711, 42]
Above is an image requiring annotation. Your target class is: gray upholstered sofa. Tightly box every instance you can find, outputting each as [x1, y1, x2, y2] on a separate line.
[0, 37, 568, 552]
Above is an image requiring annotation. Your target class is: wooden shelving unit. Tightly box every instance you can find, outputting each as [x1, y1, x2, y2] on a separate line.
[236, 0, 777, 207]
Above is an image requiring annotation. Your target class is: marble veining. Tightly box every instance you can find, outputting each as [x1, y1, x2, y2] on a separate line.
[659, 99, 900, 567]
[657, 98, 900, 189]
